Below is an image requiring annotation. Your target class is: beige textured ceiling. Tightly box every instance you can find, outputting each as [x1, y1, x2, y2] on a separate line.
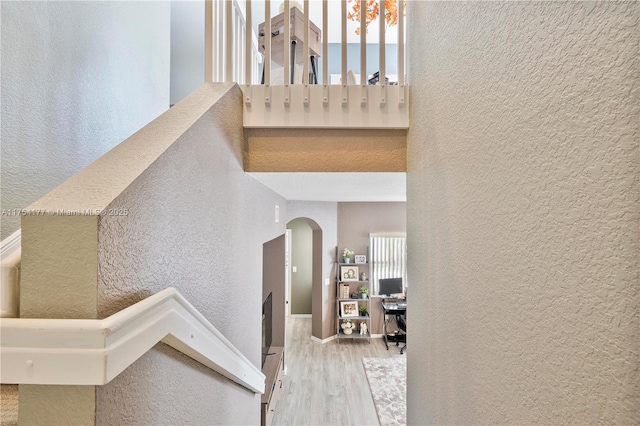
[248, 172, 406, 201]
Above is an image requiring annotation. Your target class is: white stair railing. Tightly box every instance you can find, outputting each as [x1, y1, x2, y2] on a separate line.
[1, 287, 265, 394]
[206, 0, 262, 84]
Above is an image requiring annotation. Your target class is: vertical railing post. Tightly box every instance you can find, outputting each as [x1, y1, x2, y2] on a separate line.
[235, 13, 240, 82]
[215, 1, 223, 81]
[302, 0, 311, 81]
[303, 0, 309, 85]
[398, 0, 405, 104]
[205, 0, 213, 82]
[264, 0, 271, 104]
[360, 0, 367, 105]
[303, 0, 310, 105]
[284, 0, 291, 105]
[245, 0, 252, 85]
[379, 0, 386, 104]
[341, 0, 347, 105]
[322, 0, 328, 105]
[225, 0, 233, 82]
[239, 13, 244, 83]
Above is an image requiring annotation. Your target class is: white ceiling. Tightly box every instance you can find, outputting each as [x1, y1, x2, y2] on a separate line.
[248, 172, 406, 202]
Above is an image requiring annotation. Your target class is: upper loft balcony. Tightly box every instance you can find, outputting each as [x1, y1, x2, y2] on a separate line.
[199, 0, 408, 129]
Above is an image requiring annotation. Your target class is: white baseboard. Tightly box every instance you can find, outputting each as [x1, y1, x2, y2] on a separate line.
[310, 334, 382, 344]
[289, 314, 312, 318]
[310, 334, 337, 344]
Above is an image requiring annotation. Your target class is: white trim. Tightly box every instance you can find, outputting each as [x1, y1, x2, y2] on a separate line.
[242, 85, 409, 129]
[289, 314, 312, 318]
[1, 229, 21, 318]
[285, 229, 292, 317]
[0, 287, 265, 394]
[310, 334, 337, 344]
[0, 229, 21, 257]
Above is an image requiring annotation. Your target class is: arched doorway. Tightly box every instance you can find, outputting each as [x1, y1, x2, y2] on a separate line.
[286, 217, 323, 340]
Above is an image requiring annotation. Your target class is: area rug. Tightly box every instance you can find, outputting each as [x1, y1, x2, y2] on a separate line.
[362, 357, 406, 425]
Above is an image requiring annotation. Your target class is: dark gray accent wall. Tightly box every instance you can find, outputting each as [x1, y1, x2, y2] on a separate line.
[288, 219, 313, 315]
[337, 202, 407, 255]
[263, 234, 286, 347]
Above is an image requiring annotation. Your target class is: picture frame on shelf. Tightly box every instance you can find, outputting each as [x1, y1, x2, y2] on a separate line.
[340, 265, 359, 281]
[354, 254, 366, 263]
[340, 301, 359, 317]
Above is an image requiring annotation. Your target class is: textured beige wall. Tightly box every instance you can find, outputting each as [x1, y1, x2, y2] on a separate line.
[18, 386, 95, 426]
[20, 215, 99, 424]
[0, 1, 170, 240]
[407, 2, 639, 424]
[244, 129, 406, 172]
[19, 84, 286, 425]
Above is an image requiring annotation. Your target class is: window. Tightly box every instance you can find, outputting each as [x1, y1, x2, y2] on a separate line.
[369, 233, 407, 295]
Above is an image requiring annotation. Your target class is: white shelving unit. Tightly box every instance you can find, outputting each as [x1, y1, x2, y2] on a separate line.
[336, 247, 371, 344]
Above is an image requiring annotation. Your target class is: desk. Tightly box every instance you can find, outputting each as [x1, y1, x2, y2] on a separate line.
[381, 300, 407, 351]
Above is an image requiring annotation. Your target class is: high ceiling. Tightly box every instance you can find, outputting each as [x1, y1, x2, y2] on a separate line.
[248, 172, 406, 202]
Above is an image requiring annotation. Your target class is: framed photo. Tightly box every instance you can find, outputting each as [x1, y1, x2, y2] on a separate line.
[340, 301, 359, 317]
[340, 265, 359, 281]
[354, 254, 367, 263]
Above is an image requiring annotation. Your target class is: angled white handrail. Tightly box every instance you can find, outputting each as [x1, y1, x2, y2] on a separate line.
[0, 287, 265, 394]
[1, 229, 21, 319]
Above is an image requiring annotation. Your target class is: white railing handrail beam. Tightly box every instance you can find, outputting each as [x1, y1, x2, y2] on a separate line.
[1, 287, 265, 394]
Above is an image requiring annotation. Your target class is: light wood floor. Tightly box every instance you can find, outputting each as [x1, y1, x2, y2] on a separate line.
[272, 317, 403, 426]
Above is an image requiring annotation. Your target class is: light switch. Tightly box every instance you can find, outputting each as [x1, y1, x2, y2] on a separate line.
[292, 266, 297, 272]
[324, 278, 330, 286]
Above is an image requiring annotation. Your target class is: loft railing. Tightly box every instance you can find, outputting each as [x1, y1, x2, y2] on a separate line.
[206, 0, 263, 84]
[205, 0, 409, 129]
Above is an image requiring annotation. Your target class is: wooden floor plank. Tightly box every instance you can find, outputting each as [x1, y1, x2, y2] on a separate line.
[272, 317, 404, 425]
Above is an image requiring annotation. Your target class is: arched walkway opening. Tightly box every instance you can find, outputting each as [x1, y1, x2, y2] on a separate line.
[286, 217, 323, 340]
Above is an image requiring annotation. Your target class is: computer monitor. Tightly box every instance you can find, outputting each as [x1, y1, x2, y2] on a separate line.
[379, 278, 403, 296]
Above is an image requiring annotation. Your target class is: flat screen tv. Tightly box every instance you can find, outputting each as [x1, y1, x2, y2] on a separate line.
[379, 278, 403, 297]
[262, 292, 272, 367]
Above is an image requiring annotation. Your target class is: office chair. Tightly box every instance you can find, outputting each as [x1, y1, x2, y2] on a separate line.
[395, 313, 407, 354]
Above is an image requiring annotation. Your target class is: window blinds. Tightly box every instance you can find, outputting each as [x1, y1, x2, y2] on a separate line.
[369, 233, 407, 295]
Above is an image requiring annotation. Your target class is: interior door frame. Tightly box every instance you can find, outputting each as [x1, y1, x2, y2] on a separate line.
[285, 228, 292, 317]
